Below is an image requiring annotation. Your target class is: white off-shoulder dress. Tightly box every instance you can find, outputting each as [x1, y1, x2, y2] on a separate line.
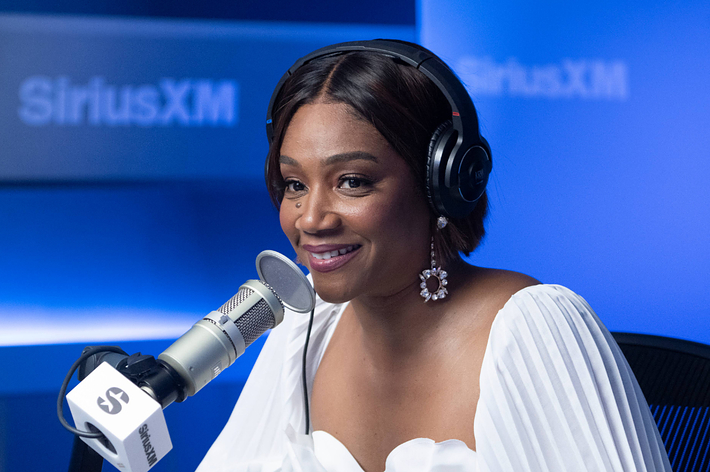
[196, 284, 672, 472]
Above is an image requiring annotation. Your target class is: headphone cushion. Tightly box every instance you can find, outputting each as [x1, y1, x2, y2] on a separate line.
[426, 120, 456, 216]
[427, 120, 453, 160]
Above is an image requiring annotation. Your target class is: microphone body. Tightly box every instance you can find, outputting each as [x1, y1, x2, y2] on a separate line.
[157, 278, 284, 398]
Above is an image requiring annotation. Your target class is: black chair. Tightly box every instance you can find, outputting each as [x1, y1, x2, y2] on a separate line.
[613, 332, 710, 472]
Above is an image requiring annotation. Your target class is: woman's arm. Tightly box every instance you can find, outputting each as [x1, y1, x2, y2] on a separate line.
[474, 284, 671, 472]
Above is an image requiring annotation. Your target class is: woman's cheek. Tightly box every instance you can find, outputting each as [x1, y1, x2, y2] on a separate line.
[279, 206, 298, 246]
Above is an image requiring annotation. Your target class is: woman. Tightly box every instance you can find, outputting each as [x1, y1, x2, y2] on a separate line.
[197, 40, 670, 472]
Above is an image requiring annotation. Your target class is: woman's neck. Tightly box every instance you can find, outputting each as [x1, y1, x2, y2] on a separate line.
[344, 257, 474, 363]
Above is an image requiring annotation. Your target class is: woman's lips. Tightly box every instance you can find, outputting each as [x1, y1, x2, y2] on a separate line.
[303, 244, 362, 273]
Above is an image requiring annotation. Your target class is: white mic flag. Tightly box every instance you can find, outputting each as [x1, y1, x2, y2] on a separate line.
[67, 362, 171, 472]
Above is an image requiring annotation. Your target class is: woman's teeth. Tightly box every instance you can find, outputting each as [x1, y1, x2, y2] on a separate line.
[311, 245, 359, 260]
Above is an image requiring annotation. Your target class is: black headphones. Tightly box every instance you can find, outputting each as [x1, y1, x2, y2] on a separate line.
[265, 39, 492, 219]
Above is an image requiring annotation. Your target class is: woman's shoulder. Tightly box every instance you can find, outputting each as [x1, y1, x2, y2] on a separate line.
[462, 265, 599, 342]
[453, 265, 540, 323]
[491, 280, 598, 334]
[457, 264, 599, 325]
[454, 265, 611, 362]
[471, 278, 672, 470]
[467, 266, 541, 303]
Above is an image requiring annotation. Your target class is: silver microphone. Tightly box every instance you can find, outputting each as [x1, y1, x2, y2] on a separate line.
[157, 250, 315, 398]
[64, 250, 314, 472]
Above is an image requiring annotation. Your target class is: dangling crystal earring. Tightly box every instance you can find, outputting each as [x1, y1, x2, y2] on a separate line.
[419, 217, 449, 302]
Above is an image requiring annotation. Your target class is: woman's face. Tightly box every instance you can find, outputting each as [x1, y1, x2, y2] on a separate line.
[278, 102, 432, 303]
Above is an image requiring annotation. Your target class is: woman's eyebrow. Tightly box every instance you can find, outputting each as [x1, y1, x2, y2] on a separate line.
[325, 151, 379, 165]
[278, 155, 299, 166]
[279, 151, 379, 167]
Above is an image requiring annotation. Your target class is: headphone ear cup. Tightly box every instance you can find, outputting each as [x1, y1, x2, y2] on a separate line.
[457, 145, 491, 203]
[426, 120, 455, 216]
[427, 120, 453, 162]
[427, 120, 492, 218]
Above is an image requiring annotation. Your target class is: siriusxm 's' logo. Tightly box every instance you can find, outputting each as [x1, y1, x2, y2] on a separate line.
[456, 56, 628, 100]
[18, 76, 239, 127]
[97, 387, 130, 415]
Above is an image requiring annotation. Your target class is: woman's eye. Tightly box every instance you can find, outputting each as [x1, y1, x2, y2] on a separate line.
[284, 180, 306, 193]
[339, 176, 374, 190]
[340, 178, 362, 189]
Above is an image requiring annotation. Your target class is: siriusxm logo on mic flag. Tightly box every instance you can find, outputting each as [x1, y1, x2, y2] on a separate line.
[67, 363, 171, 472]
[18, 77, 238, 127]
[139, 424, 159, 467]
[98, 387, 130, 415]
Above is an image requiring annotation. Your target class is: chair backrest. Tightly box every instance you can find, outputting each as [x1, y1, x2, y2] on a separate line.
[613, 332, 710, 472]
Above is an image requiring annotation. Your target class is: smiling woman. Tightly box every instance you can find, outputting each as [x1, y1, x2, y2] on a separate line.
[278, 102, 430, 303]
[196, 40, 672, 472]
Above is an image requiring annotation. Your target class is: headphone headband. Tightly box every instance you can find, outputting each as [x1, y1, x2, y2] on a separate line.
[266, 39, 491, 219]
[267, 40, 479, 145]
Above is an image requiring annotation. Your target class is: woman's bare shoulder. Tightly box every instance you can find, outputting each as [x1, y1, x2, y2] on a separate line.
[478, 266, 540, 296]
[455, 264, 541, 319]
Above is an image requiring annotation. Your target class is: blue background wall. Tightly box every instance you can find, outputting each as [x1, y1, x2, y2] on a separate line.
[0, 0, 708, 470]
[420, 0, 710, 343]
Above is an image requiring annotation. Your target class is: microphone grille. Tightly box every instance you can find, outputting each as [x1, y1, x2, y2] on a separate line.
[218, 287, 253, 315]
[236, 299, 276, 347]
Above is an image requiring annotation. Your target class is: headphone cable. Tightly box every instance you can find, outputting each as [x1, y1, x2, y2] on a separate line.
[302, 306, 315, 434]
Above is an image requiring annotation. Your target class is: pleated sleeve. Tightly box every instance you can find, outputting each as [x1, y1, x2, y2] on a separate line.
[474, 284, 672, 472]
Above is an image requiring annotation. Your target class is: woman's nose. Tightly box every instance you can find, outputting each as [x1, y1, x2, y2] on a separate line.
[295, 187, 340, 234]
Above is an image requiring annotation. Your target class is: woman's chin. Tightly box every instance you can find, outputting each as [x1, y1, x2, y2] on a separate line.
[311, 280, 356, 305]
[315, 289, 352, 305]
